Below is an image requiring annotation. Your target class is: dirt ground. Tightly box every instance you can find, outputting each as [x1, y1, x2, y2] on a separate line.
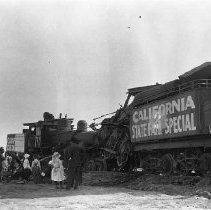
[0, 172, 211, 210]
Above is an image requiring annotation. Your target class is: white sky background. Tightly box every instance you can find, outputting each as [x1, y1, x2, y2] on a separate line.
[0, 0, 211, 147]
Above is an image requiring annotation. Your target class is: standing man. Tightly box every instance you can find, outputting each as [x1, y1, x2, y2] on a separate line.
[64, 120, 87, 190]
[64, 143, 83, 190]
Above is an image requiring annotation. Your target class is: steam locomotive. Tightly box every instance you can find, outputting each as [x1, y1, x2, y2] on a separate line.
[6, 113, 104, 170]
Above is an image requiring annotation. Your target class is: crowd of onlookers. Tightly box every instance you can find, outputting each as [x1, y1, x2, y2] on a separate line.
[0, 144, 84, 190]
[0, 147, 47, 184]
[0, 121, 88, 189]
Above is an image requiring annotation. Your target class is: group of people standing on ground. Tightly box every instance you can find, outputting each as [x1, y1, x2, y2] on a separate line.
[49, 119, 86, 190]
[0, 145, 84, 190]
[0, 120, 87, 189]
[0, 147, 43, 184]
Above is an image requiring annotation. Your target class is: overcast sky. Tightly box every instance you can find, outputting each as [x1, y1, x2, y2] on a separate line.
[1, 0, 211, 147]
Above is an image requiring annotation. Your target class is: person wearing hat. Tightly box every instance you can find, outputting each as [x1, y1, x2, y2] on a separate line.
[64, 120, 87, 188]
[23, 154, 31, 182]
[63, 142, 84, 190]
[48, 152, 65, 189]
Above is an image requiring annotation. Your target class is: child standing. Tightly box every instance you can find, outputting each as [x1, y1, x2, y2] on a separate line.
[31, 156, 41, 184]
[23, 154, 31, 182]
[49, 152, 65, 189]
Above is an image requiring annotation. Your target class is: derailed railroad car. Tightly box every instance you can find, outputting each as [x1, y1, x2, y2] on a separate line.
[96, 62, 211, 175]
[130, 62, 211, 175]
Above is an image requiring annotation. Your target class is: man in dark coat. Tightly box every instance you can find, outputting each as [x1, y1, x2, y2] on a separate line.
[64, 143, 83, 190]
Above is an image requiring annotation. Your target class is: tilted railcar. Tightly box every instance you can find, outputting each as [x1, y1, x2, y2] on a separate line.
[96, 62, 211, 174]
[130, 62, 211, 174]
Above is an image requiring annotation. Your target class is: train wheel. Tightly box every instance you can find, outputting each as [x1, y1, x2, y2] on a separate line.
[142, 156, 160, 173]
[85, 159, 107, 171]
[160, 154, 174, 175]
[116, 141, 131, 168]
[96, 159, 107, 171]
[116, 154, 128, 168]
[199, 153, 211, 175]
[85, 160, 97, 171]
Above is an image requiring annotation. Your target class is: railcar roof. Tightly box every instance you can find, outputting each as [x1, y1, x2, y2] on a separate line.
[179, 62, 211, 80]
[131, 62, 211, 107]
[127, 84, 161, 96]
